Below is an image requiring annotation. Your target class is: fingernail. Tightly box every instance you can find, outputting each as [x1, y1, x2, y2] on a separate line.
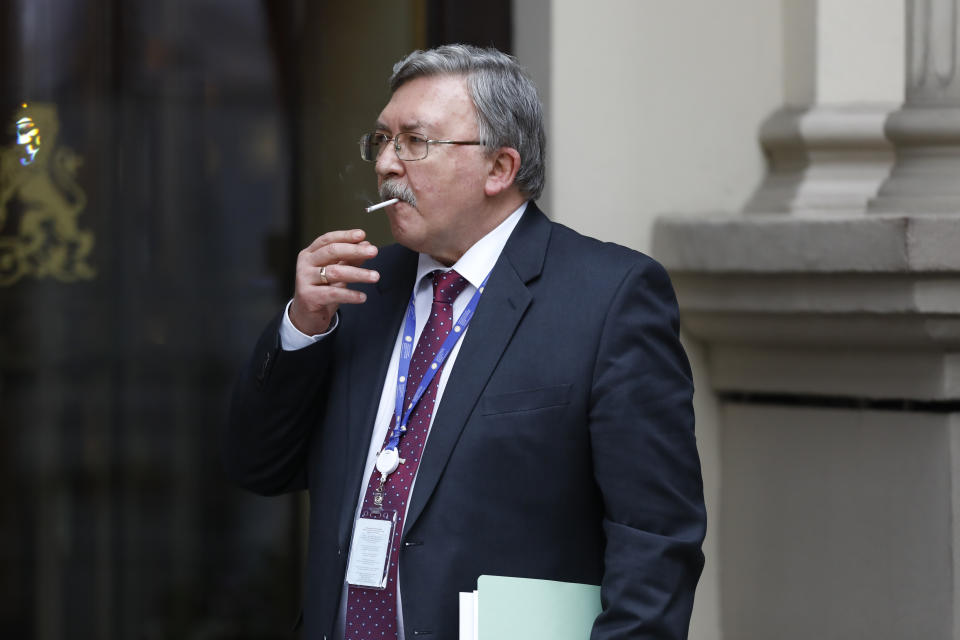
[370, 271, 380, 281]
[353, 230, 364, 240]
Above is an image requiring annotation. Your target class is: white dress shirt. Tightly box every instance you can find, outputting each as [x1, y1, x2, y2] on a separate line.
[279, 202, 527, 640]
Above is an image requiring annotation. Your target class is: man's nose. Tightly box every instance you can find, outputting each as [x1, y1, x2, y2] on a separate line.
[375, 139, 404, 179]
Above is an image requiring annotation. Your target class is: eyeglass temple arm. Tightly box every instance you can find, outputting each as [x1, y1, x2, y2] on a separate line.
[427, 140, 483, 146]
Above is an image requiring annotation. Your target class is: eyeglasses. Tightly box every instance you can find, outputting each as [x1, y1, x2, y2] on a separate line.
[359, 131, 483, 162]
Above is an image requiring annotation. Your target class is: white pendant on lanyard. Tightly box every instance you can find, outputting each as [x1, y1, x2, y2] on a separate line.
[376, 447, 403, 477]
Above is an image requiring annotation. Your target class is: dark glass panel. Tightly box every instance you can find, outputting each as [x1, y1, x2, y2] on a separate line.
[1, 1, 298, 637]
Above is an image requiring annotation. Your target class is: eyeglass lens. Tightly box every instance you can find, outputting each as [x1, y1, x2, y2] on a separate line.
[361, 133, 428, 161]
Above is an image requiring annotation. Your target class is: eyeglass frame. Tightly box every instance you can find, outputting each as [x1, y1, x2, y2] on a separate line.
[359, 131, 485, 162]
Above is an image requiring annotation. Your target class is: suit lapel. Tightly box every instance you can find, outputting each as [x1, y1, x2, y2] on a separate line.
[338, 247, 419, 545]
[403, 203, 552, 536]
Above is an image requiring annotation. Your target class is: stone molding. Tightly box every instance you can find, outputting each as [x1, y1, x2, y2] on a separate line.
[654, 213, 960, 273]
[742, 105, 897, 215]
[654, 213, 960, 399]
[869, 106, 960, 213]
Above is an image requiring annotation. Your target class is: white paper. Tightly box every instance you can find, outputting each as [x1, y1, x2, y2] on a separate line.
[345, 517, 393, 588]
[459, 590, 479, 640]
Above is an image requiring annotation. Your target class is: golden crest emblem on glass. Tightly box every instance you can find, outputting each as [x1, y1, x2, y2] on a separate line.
[0, 102, 95, 286]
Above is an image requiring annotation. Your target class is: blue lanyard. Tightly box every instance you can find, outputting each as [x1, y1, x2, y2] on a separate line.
[385, 271, 490, 452]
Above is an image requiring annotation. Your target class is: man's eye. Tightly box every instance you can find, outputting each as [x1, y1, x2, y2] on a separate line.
[373, 133, 390, 144]
[406, 135, 427, 146]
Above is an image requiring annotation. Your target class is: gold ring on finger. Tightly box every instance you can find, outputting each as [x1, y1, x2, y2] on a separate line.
[319, 266, 329, 285]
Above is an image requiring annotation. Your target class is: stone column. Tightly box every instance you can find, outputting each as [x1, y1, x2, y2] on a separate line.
[871, 0, 960, 213]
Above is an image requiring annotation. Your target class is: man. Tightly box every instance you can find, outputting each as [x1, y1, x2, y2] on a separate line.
[225, 44, 705, 639]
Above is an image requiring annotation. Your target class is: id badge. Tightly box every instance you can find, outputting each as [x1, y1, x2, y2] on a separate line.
[345, 508, 398, 590]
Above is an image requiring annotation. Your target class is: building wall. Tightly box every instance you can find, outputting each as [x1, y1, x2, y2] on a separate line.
[517, 2, 786, 636]
[514, 1, 916, 638]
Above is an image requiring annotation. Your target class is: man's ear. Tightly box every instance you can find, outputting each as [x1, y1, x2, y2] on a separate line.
[484, 147, 522, 196]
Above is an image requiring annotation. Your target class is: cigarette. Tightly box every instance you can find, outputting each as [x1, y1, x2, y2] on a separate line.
[365, 198, 399, 212]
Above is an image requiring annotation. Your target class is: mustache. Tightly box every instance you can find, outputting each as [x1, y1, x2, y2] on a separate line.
[379, 181, 417, 208]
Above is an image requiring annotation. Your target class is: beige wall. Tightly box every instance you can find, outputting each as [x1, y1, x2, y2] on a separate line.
[546, 1, 782, 251]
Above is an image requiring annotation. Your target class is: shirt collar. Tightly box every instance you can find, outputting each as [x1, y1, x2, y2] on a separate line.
[415, 201, 528, 291]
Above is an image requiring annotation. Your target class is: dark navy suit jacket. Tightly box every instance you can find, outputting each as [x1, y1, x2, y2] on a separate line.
[224, 203, 706, 639]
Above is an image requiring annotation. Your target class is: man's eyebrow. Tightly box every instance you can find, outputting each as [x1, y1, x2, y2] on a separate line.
[374, 120, 429, 133]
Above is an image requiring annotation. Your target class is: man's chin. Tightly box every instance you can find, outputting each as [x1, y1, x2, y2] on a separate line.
[386, 213, 420, 248]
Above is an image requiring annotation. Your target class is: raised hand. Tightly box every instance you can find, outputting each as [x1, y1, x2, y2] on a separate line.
[289, 229, 380, 335]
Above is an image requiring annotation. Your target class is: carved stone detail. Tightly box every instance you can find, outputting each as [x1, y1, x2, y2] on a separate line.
[908, 0, 960, 104]
[743, 105, 896, 215]
[870, 0, 960, 213]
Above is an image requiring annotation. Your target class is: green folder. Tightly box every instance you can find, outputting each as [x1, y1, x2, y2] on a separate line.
[475, 575, 602, 640]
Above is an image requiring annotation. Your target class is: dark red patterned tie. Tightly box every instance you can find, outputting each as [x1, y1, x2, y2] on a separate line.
[344, 269, 468, 640]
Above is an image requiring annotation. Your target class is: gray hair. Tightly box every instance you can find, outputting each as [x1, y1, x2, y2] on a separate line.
[389, 44, 546, 201]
